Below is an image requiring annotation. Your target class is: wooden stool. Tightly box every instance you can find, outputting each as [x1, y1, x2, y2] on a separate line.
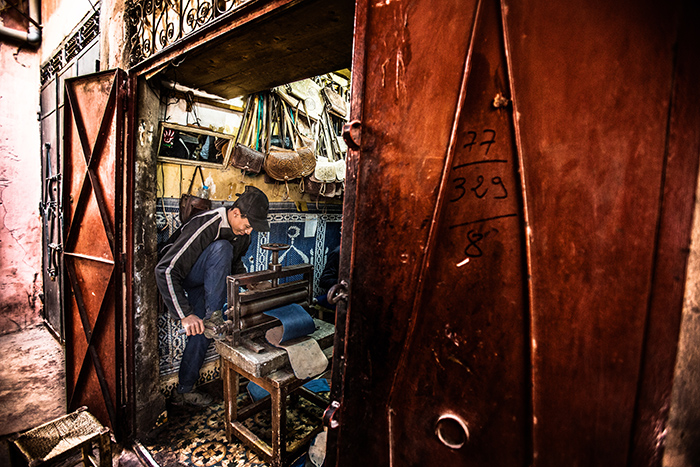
[9, 407, 111, 467]
[216, 319, 334, 467]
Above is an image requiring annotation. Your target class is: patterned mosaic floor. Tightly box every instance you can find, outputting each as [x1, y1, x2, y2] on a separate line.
[142, 381, 327, 467]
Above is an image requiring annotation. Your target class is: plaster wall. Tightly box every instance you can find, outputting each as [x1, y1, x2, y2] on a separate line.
[132, 78, 168, 437]
[40, 0, 97, 62]
[0, 33, 42, 334]
[99, 0, 128, 70]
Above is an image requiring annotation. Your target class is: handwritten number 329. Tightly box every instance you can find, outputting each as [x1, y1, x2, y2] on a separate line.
[451, 176, 508, 202]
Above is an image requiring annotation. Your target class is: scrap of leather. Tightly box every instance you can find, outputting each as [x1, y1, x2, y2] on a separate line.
[263, 303, 328, 379]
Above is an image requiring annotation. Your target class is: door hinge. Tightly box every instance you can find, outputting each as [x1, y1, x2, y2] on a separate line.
[47, 243, 62, 280]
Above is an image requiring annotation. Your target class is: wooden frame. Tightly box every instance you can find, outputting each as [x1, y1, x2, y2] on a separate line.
[156, 122, 235, 168]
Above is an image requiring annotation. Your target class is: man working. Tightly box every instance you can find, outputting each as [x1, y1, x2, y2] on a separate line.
[156, 185, 270, 406]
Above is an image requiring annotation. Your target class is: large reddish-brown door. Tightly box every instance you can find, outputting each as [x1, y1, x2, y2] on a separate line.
[63, 69, 127, 437]
[328, 0, 700, 465]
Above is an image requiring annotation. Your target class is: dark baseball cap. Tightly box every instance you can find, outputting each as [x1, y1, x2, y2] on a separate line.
[236, 186, 270, 232]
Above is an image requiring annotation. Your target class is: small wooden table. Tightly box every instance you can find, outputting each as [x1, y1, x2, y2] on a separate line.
[216, 318, 334, 467]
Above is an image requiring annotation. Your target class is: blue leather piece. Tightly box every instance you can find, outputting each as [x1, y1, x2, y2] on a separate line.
[303, 378, 330, 393]
[263, 303, 315, 344]
[247, 378, 330, 402]
[247, 381, 270, 402]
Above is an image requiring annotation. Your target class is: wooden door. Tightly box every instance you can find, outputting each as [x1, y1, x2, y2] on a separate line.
[63, 70, 127, 437]
[328, 0, 700, 465]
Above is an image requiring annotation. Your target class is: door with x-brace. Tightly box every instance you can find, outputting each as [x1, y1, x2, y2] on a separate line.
[63, 69, 127, 437]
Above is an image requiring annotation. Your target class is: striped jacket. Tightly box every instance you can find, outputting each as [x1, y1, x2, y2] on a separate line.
[155, 207, 250, 320]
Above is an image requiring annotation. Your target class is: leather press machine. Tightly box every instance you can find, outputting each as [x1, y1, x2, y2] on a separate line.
[213, 242, 335, 467]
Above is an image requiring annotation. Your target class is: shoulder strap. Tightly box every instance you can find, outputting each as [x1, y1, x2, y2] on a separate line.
[234, 94, 254, 147]
[187, 166, 205, 195]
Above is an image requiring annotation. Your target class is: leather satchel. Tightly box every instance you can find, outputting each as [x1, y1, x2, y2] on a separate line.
[314, 157, 336, 182]
[302, 174, 336, 198]
[314, 110, 339, 182]
[264, 96, 304, 182]
[231, 95, 265, 173]
[322, 86, 347, 118]
[179, 165, 211, 224]
[264, 146, 304, 181]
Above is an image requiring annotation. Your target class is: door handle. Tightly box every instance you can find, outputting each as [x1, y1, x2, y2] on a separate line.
[323, 400, 341, 429]
[327, 280, 349, 305]
[435, 413, 470, 449]
[342, 120, 362, 150]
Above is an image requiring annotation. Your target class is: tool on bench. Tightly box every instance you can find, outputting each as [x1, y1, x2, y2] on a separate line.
[176, 309, 229, 340]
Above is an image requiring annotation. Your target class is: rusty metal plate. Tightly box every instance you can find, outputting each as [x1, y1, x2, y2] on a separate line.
[333, 0, 696, 465]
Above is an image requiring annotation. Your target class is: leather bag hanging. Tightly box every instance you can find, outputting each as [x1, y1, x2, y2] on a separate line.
[285, 78, 324, 120]
[230, 94, 265, 173]
[179, 165, 211, 224]
[314, 111, 338, 182]
[264, 95, 304, 182]
[321, 86, 348, 118]
[324, 110, 347, 182]
[302, 174, 336, 198]
[284, 102, 316, 177]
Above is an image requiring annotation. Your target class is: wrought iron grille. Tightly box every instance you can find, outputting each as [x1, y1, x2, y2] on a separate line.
[40, 8, 100, 85]
[126, 0, 252, 65]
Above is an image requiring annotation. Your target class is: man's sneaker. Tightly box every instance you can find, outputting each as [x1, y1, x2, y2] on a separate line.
[171, 388, 214, 407]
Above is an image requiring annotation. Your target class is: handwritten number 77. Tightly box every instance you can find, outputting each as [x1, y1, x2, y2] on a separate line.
[463, 129, 497, 155]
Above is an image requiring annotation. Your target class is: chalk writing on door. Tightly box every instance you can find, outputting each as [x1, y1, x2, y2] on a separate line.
[448, 129, 517, 262]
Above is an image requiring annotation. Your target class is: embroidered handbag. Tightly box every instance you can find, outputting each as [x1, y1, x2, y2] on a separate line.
[285, 78, 324, 120]
[264, 95, 304, 189]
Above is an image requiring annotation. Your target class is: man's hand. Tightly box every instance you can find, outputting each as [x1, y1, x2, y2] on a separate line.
[181, 314, 205, 336]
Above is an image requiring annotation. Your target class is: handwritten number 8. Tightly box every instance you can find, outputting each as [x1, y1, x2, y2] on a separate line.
[465, 230, 483, 257]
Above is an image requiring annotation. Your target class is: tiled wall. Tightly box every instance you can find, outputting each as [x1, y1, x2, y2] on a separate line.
[156, 197, 342, 390]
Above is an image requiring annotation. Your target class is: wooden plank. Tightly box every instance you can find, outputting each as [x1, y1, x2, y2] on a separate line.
[138, 0, 354, 99]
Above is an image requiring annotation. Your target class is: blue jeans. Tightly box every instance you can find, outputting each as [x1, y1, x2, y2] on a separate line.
[177, 239, 233, 393]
